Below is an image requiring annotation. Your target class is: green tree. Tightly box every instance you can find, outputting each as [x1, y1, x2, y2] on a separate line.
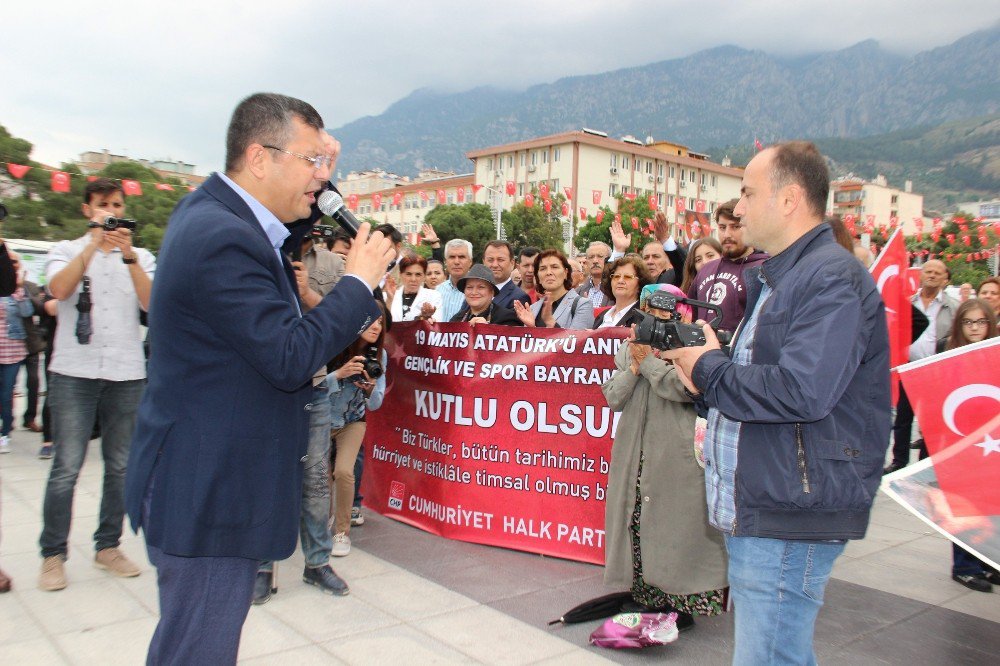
[573, 195, 661, 254]
[901, 213, 997, 286]
[502, 198, 565, 253]
[423, 203, 495, 260]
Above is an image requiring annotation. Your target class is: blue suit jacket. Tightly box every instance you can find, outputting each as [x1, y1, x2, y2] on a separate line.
[494, 281, 530, 310]
[124, 173, 379, 560]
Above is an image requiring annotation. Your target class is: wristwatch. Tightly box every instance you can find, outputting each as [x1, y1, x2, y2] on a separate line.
[122, 254, 137, 264]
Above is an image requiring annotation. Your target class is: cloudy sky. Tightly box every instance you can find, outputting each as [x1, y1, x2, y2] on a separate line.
[4, 1, 997, 174]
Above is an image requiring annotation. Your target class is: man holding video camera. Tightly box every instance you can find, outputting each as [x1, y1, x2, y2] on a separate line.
[38, 178, 155, 591]
[665, 142, 890, 665]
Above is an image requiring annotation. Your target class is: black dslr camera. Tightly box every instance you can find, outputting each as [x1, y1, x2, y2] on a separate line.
[310, 224, 337, 241]
[351, 346, 383, 382]
[633, 292, 732, 350]
[88, 216, 137, 231]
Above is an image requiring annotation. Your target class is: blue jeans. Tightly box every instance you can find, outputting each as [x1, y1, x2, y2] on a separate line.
[39, 373, 145, 558]
[952, 542, 990, 576]
[0, 361, 23, 436]
[260, 385, 332, 571]
[725, 535, 846, 666]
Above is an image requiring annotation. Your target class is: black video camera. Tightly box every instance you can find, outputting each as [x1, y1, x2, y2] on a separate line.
[633, 291, 732, 350]
[350, 345, 384, 383]
[88, 216, 137, 232]
[310, 225, 337, 241]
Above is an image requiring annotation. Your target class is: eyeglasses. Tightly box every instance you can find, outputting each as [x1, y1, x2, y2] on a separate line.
[610, 274, 638, 282]
[961, 318, 989, 328]
[262, 145, 332, 172]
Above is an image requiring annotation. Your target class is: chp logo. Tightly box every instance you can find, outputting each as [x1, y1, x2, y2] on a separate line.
[388, 481, 405, 510]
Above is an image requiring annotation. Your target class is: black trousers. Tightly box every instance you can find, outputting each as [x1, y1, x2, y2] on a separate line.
[890, 385, 915, 467]
[22, 352, 40, 423]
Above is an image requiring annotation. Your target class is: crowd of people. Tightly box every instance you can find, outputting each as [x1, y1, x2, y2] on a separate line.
[0, 92, 996, 665]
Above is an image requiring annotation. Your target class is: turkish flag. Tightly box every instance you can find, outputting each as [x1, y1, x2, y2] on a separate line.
[187, 186, 196, 192]
[592, 190, 601, 205]
[625, 191, 637, 201]
[843, 214, 856, 236]
[51, 171, 71, 193]
[372, 193, 382, 209]
[890, 216, 899, 229]
[561, 202, 569, 216]
[869, 229, 912, 404]
[630, 217, 638, 229]
[898, 338, 1000, 516]
[419, 190, 428, 201]
[947, 233, 956, 244]
[539, 183, 550, 199]
[579, 207, 587, 220]
[543, 199, 552, 213]
[648, 195, 657, 210]
[595, 211, 604, 224]
[614, 214, 621, 225]
[456, 187, 466, 203]
[695, 199, 706, 213]
[563, 187, 573, 201]
[436, 189, 446, 204]
[472, 184, 483, 195]
[392, 192, 402, 206]
[122, 179, 143, 196]
[347, 194, 359, 210]
[7, 163, 30, 179]
[505, 181, 516, 196]
[155, 183, 174, 191]
[905, 267, 921, 295]
[675, 197, 685, 214]
[524, 194, 534, 208]
[914, 217, 924, 230]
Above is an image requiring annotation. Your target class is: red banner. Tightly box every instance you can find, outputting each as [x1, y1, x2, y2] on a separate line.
[51, 171, 71, 193]
[437, 189, 446, 205]
[393, 192, 402, 206]
[561, 202, 569, 217]
[347, 193, 359, 210]
[592, 190, 602, 205]
[695, 199, 706, 213]
[154, 183, 174, 191]
[563, 187, 573, 201]
[648, 195, 657, 210]
[898, 338, 1000, 516]
[525, 194, 535, 208]
[544, 199, 552, 213]
[675, 197, 685, 214]
[362, 323, 629, 563]
[595, 210, 604, 224]
[456, 187, 466, 203]
[579, 207, 587, 220]
[122, 179, 143, 196]
[506, 181, 516, 196]
[372, 193, 382, 209]
[539, 183, 550, 199]
[7, 163, 30, 179]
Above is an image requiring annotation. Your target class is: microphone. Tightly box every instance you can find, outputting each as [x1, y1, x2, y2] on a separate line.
[317, 190, 360, 238]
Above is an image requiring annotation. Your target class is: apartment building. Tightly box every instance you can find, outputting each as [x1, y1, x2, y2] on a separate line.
[828, 175, 924, 235]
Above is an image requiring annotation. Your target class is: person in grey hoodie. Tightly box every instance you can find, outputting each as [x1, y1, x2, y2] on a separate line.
[686, 198, 768, 333]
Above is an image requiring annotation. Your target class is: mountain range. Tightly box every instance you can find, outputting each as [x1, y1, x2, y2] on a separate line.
[330, 24, 1000, 178]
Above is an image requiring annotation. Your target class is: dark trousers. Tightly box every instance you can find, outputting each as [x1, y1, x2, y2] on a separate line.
[891, 385, 916, 467]
[146, 542, 258, 665]
[953, 543, 992, 577]
[22, 352, 40, 423]
[42, 351, 52, 442]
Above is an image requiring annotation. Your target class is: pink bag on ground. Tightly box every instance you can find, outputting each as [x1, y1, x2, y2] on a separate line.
[589, 612, 679, 649]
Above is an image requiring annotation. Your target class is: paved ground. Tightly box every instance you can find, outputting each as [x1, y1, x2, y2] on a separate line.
[2, 426, 998, 665]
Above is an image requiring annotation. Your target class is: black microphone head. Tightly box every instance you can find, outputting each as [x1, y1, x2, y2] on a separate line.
[317, 190, 343, 217]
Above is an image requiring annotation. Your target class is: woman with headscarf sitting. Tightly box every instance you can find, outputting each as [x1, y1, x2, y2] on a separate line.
[449, 264, 522, 326]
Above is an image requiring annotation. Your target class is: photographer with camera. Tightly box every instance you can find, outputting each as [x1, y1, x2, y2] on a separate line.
[39, 177, 155, 591]
[603, 283, 728, 632]
[662, 143, 890, 664]
[325, 300, 388, 562]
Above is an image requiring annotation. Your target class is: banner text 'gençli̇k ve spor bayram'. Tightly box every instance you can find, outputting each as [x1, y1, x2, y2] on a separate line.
[360, 321, 630, 564]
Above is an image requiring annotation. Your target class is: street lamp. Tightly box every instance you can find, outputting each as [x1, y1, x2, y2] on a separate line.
[482, 170, 505, 241]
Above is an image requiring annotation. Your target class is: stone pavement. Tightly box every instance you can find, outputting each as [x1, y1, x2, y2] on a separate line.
[2, 426, 999, 665]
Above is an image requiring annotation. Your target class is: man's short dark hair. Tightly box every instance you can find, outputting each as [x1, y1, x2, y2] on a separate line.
[484, 240, 514, 260]
[715, 197, 739, 224]
[373, 223, 403, 245]
[84, 178, 123, 205]
[518, 246, 540, 262]
[225, 93, 324, 173]
[769, 142, 830, 217]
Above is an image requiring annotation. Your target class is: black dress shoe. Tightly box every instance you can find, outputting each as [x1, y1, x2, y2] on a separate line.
[252, 571, 276, 605]
[952, 573, 992, 593]
[303, 565, 349, 596]
[983, 570, 1000, 585]
[883, 462, 906, 475]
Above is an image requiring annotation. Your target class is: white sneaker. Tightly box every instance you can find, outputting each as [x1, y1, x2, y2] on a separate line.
[331, 532, 351, 557]
[0, 436, 10, 454]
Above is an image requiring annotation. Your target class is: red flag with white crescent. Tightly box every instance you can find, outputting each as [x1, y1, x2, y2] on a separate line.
[524, 194, 534, 208]
[51, 171, 71, 193]
[155, 183, 174, 191]
[563, 187, 573, 201]
[539, 183, 550, 200]
[580, 207, 587, 220]
[595, 211, 604, 224]
[347, 194, 359, 210]
[437, 190, 446, 204]
[592, 190, 601, 205]
[695, 199, 706, 213]
[898, 338, 1000, 516]
[372, 193, 382, 209]
[869, 229, 911, 404]
[543, 199, 552, 213]
[393, 192, 402, 206]
[505, 181, 516, 196]
[122, 179, 143, 196]
[560, 202, 569, 216]
[471, 184, 483, 195]
[630, 217, 638, 229]
[675, 197, 685, 214]
[624, 191, 636, 201]
[456, 187, 466, 203]
[648, 195, 657, 210]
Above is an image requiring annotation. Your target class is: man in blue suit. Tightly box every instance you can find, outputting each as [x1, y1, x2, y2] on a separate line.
[124, 93, 396, 665]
